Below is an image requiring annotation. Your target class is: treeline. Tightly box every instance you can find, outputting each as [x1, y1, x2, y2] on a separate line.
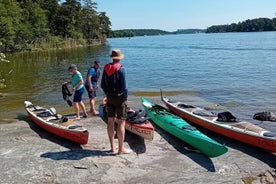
[0, 0, 111, 52]
[173, 29, 205, 34]
[109, 29, 206, 38]
[109, 29, 170, 38]
[206, 18, 276, 33]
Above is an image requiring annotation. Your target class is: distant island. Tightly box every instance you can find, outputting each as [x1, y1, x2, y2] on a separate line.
[206, 17, 276, 33]
[109, 17, 276, 38]
[108, 29, 205, 38]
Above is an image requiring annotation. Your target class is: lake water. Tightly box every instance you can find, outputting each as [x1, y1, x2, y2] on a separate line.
[1, 32, 276, 131]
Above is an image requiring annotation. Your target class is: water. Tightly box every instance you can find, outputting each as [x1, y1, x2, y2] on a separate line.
[1, 32, 276, 132]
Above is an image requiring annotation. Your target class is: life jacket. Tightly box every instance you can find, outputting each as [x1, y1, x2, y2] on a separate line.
[102, 63, 125, 94]
[88, 66, 100, 82]
[61, 84, 72, 107]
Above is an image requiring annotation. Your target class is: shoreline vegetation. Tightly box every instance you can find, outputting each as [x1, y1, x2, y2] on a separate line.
[1, 0, 275, 53]
[0, 0, 110, 53]
[109, 17, 276, 38]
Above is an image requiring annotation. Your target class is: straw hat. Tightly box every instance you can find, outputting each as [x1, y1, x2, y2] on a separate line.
[110, 49, 124, 60]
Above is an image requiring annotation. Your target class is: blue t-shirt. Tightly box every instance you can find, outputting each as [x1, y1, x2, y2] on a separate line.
[85, 67, 100, 87]
[71, 71, 84, 90]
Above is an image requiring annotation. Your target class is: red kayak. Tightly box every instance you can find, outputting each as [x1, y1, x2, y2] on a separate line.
[99, 104, 154, 141]
[161, 95, 276, 153]
[24, 101, 89, 145]
[125, 107, 154, 141]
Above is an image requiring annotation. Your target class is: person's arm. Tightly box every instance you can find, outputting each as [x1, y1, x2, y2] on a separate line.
[120, 67, 128, 98]
[72, 79, 84, 91]
[87, 68, 94, 91]
[95, 70, 100, 89]
[101, 72, 106, 94]
[87, 74, 93, 91]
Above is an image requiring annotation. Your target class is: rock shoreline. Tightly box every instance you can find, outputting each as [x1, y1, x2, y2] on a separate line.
[0, 97, 275, 184]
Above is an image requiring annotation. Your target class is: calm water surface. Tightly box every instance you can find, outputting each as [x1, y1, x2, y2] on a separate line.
[1, 32, 276, 132]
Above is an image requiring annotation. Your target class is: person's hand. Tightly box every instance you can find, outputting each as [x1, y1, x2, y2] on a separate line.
[72, 87, 76, 93]
[89, 86, 93, 91]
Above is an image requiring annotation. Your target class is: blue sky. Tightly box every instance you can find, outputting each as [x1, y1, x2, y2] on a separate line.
[96, 0, 276, 31]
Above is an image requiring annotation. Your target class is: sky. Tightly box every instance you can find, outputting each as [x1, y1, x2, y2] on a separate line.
[95, 0, 276, 31]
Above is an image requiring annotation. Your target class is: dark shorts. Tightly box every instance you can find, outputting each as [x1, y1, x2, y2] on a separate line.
[73, 87, 84, 102]
[85, 85, 96, 99]
[106, 95, 127, 120]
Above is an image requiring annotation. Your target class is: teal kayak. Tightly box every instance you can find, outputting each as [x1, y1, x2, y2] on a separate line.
[141, 97, 228, 158]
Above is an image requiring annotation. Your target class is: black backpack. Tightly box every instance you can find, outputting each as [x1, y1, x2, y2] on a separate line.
[217, 111, 237, 122]
[102, 66, 124, 93]
[253, 111, 276, 122]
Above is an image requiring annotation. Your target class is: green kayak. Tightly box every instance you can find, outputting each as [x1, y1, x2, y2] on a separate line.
[141, 97, 228, 158]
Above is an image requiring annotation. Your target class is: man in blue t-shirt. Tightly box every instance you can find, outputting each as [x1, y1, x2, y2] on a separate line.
[85, 61, 100, 115]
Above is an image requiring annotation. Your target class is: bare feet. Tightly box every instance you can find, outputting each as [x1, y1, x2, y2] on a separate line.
[91, 110, 99, 116]
[109, 146, 118, 153]
[118, 148, 132, 155]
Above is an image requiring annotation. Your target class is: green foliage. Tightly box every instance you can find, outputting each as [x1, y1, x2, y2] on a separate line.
[206, 18, 276, 33]
[109, 30, 135, 38]
[81, 0, 99, 39]
[0, 52, 10, 89]
[0, 0, 111, 52]
[0, 0, 22, 51]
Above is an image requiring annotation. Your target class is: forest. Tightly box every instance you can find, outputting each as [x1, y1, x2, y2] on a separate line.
[0, 0, 111, 52]
[206, 18, 276, 33]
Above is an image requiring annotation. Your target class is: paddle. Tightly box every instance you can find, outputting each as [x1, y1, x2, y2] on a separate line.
[49, 107, 69, 123]
[49, 107, 59, 120]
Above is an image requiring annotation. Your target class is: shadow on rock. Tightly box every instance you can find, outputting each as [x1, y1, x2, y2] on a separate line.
[100, 115, 147, 155]
[125, 131, 146, 155]
[152, 123, 216, 172]
[193, 124, 276, 168]
[24, 115, 82, 150]
[41, 149, 116, 160]
[219, 135, 276, 168]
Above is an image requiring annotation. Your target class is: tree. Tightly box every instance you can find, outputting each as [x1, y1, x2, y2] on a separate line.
[16, 0, 49, 48]
[0, 0, 111, 52]
[55, 0, 82, 38]
[81, 0, 99, 39]
[0, 50, 10, 89]
[98, 12, 111, 38]
[36, 0, 59, 35]
[0, 0, 22, 51]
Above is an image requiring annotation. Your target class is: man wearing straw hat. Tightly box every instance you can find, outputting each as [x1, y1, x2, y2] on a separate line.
[101, 49, 132, 154]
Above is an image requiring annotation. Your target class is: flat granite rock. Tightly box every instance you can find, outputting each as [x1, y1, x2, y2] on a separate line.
[0, 99, 276, 184]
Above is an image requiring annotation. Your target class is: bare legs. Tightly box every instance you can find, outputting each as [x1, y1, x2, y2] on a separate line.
[107, 117, 132, 154]
[89, 98, 99, 115]
[107, 117, 116, 152]
[73, 101, 87, 119]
